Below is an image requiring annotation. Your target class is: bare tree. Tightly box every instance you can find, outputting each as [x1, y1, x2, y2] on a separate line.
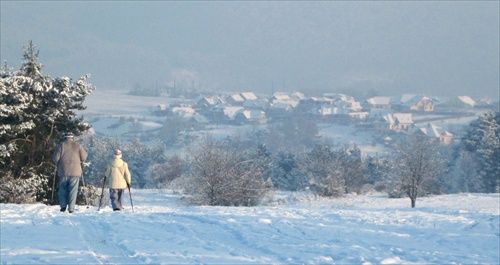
[394, 135, 447, 208]
[184, 135, 272, 206]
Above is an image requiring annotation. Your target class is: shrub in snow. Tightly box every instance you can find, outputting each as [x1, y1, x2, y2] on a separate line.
[184, 135, 272, 206]
[77, 184, 100, 206]
[0, 171, 47, 204]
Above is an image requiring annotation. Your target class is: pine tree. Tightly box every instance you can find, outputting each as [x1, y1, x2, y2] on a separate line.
[461, 110, 500, 193]
[0, 41, 95, 203]
[267, 151, 307, 191]
[300, 142, 346, 197]
[342, 144, 366, 194]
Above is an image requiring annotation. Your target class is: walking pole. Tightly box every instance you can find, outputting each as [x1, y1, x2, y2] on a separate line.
[80, 173, 90, 209]
[50, 167, 57, 205]
[79, 162, 91, 209]
[98, 175, 106, 211]
[127, 183, 134, 213]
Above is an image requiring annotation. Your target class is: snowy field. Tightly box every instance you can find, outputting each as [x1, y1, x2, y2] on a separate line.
[80, 89, 178, 116]
[1, 190, 499, 264]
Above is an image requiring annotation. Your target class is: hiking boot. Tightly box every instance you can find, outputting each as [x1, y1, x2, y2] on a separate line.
[60, 207, 66, 212]
[69, 210, 74, 213]
[113, 208, 121, 211]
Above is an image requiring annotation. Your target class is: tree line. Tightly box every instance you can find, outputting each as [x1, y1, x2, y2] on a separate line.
[1, 42, 498, 208]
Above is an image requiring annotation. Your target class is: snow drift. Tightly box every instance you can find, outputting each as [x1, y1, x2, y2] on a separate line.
[1, 190, 499, 264]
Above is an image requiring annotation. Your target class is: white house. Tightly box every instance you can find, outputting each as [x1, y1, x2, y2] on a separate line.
[366, 96, 392, 109]
[239, 92, 257, 101]
[395, 94, 435, 112]
[410, 123, 453, 145]
[234, 109, 267, 125]
[372, 112, 413, 132]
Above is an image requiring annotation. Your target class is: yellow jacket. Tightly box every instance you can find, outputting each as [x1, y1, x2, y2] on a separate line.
[105, 157, 131, 189]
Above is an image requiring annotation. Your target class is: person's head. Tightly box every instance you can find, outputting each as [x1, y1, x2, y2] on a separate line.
[64, 132, 74, 140]
[114, 149, 122, 159]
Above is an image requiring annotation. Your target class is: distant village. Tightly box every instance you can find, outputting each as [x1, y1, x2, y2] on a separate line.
[146, 89, 498, 146]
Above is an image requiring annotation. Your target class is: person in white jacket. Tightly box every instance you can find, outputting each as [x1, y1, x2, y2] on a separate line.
[104, 149, 131, 211]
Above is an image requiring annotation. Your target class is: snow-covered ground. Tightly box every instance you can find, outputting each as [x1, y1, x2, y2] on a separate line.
[21, 89, 492, 264]
[80, 89, 178, 116]
[1, 190, 499, 264]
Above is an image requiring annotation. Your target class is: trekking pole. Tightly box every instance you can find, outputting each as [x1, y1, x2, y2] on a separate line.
[98, 176, 106, 211]
[50, 167, 57, 205]
[127, 183, 134, 213]
[80, 162, 92, 209]
[80, 173, 90, 209]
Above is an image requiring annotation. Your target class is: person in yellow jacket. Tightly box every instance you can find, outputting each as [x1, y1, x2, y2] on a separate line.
[104, 149, 131, 211]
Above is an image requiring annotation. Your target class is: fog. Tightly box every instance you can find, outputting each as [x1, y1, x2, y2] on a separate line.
[1, 1, 498, 98]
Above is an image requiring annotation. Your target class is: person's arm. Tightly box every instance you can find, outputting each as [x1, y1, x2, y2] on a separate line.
[52, 144, 61, 165]
[104, 165, 111, 179]
[123, 163, 132, 186]
[79, 144, 88, 162]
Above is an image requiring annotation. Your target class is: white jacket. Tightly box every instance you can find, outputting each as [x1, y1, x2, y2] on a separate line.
[105, 157, 131, 189]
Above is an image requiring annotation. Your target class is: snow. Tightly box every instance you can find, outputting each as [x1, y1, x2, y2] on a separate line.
[1, 190, 499, 264]
[19, 89, 493, 264]
[81, 89, 179, 116]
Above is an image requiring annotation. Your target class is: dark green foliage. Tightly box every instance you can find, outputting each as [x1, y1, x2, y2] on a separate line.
[0, 41, 95, 203]
[267, 151, 308, 191]
[460, 110, 500, 193]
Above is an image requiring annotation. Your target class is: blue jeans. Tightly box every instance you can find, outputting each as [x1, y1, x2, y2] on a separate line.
[59, 176, 80, 212]
[110, 189, 125, 210]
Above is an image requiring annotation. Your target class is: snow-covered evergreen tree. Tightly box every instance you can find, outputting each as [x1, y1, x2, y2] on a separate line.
[0, 41, 95, 203]
[341, 144, 366, 194]
[363, 154, 392, 190]
[448, 150, 483, 193]
[299, 141, 369, 197]
[266, 151, 308, 191]
[461, 110, 500, 193]
[300, 142, 346, 197]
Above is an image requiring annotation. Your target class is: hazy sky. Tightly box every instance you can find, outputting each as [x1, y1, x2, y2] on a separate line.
[1, 1, 499, 99]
